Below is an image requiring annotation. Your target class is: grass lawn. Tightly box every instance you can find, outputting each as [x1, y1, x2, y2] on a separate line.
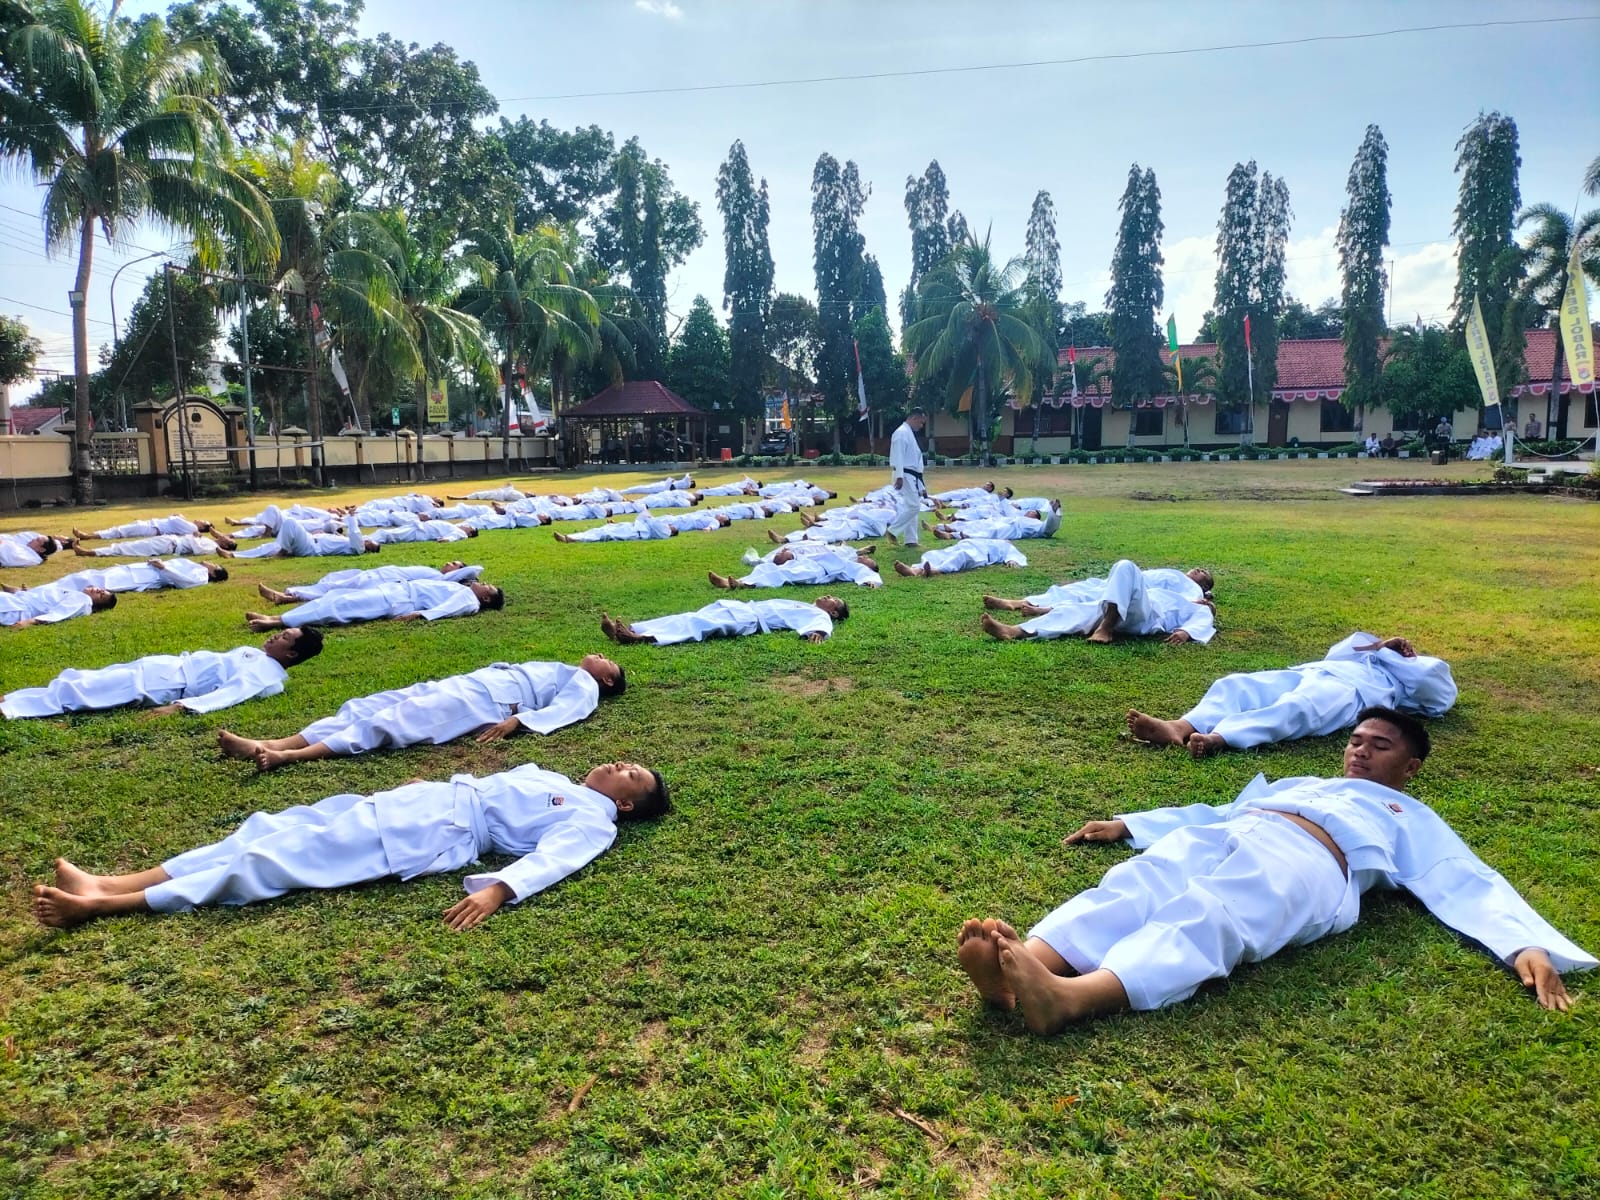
[2, 459, 1597, 1199]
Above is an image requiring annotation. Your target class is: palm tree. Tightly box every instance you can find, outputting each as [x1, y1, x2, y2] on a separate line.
[459, 220, 599, 471]
[1585, 154, 1600, 199]
[903, 229, 1043, 463]
[1517, 202, 1600, 431]
[538, 221, 637, 414]
[0, 0, 276, 502]
[1161, 353, 1219, 447]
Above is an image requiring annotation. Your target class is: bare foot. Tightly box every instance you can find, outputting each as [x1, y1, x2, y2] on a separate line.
[217, 729, 261, 760]
[72, 527, 92, 541]
[1126, 710, 1192, 748]
[51, 858, 108, 896]
[893, 560, 920, 578]
[554, 532, 572, 543]
[981, 613, 1028, 641]
[213, 534, 237, 550]
[256, 583, 294, 604]
[997, 935, 1084, 1035]
[767, 529, 784, 545]
[958, 918, 1015, 1009]
[33, 884, 101, 928]
[857, 557, 878, 571]
[609, 621, 648, 646]
[885, 531, 898, 545]
[708, 571, 734, 589]
[983, 595, 1024, 611]
[1188, 732, 1228, 759]
[73, 545, 93, 556]
[1019, 602, 1051, 618]
[254, 748, 291, 773]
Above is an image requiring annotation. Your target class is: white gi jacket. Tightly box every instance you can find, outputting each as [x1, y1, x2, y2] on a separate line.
[53, 559, 211, 593]
[1, 646, 288, 718]
[1301, 633, 1458, 716]
[633, 597, 836, 644]
[0, 585, 93, 625]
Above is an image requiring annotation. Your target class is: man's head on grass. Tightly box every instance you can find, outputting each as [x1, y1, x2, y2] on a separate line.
[1186, 568, 1215, 596]
[815, 595, 848, 620]
[1344, 706, 1428, 791]
[580, 653, 626, 697]
[263, 626, 324, 668]
[583, 761, 669, 820]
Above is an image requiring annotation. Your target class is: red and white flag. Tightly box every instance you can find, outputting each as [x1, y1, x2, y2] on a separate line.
[1243, 313, 1253, 354]
[853, 338, 868, 420]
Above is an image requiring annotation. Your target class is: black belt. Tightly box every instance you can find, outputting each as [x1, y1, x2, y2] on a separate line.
[904, 468, 924, 480]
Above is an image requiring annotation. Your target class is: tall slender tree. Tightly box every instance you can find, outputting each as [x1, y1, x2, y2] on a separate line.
[1337, 125, 1390, 414]
[1106, 164, 1165, 409]
[715, 139, 773, 449]
[1023, 190, 1062, 309]
[1451, 112, 1526, 397]
[1253, 171, 1292, 403]
[902, 160, 962, 327]
[666, 295, 731, 414]
[810, 152, 868, 450]
[0, 0, 277, 502]
[1213, 163, 1292, 423]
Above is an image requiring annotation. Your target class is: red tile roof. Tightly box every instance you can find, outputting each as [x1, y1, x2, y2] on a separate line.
[8, 405, 67, 434]
[564, 380, 703, 418]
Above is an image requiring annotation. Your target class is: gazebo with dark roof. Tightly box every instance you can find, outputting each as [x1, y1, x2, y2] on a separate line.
[560, 380, 707, 466]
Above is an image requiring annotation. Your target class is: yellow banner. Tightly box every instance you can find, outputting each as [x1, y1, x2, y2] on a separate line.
[781, 397, 792, 430]
[426, 380, 449, 422]
[957, 385, 973, 413]
[1559, 243, 1595, 392]
[1464, 295, 1500, 409]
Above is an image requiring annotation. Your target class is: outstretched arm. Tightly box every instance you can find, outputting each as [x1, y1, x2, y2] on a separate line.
[443, 881, 513, 931]
[1063, 819, 1130, 845]
[1514, 948, 1572, 1011]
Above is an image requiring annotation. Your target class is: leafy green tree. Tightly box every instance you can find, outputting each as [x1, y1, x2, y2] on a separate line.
[100, 269, 220, 418]
[1161, 352, 1219, 447]
[1106, 164, 1165, 408]
[225, 296, 306, 433]
[492, 117, 617, 230]
[1451, 112, 1526, 394]
[715, 139, 773, 443]
[767, 291, 819, 393]
[1516, 201, 1600, 420]
[1276, 296, 1343, 340]
[904, 229, 1043, 463]
[1213, 162, 1291, 417]
[1586, 153, 1600, 198]
[666, 295, 730, 413]
[1023, 190, 1063, 402]
[1337, 125, 1390, 414]
[1061, 303, 1111, 349]
[1379, 326, 1478, 418]
[0, 312, 41, 386]
[810, 152, 868, 450]
[851, 305, 908, 430]
[0, 0, 276, 501]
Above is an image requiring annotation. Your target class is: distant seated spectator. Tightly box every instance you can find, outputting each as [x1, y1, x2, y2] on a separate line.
[1364, 433, 1381, 456]
[1380, 434, 1398, 458]
[1522, 414, 1542, 440]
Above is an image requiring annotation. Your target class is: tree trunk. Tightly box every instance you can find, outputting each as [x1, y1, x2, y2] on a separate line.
[303, 302, 324, 487]
[500, 357, 512, 474]
[416, 375, 429, 433]
[72, 216, 96, 505]
[975, 359, 988, 465]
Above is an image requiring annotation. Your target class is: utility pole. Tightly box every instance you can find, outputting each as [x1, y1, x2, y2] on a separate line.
[237, 249, 258, 490]
[164, 265, 194, 500]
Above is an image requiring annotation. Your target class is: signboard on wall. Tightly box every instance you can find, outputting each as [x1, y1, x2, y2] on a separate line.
[426, 380, 449, 422]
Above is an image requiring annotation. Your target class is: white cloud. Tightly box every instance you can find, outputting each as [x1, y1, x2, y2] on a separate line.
[634, 0, 684, 19]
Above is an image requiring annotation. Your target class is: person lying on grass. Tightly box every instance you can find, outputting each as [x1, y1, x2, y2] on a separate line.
[244, 579, 503, 631]
[980, 559, 1214, 645]
[32, 760, 668, 931]
[602, 595, 847, 645]
[216, 654, 625, 772]
[958, 707, 1593, 1033]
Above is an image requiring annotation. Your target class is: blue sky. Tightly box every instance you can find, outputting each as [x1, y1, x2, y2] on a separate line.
[3, 0, 1597, 400]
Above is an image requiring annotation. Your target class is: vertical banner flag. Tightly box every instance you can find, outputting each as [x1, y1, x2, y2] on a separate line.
[781, 396, 792, 430]
[524, 388, 550, 433]
[426, 380, 449, 422]
[1166, 315, 1183, 393]
[1242, 312, 1255, 403]
[1069, 344, 1079, 403]
[853, 337, 868, 420]
[1559, 243, 1594, 393]
[1464, 295, 1501, 409]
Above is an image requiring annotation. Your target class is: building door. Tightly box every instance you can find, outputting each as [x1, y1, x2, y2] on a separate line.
[1556, 395, 1570, 441]
[1075, 406, 1102, 451]
[1266, 400, 1290, 447]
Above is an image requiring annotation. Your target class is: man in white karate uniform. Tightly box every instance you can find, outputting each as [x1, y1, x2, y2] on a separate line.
[709, 545, 881, 589]
[1127, 633, 1457, 758]
[888, 408, 929, 546]
[254, 561, 479, 604]
[932, 482, 1006, 505]
[1, 532, 62, 567]
[31, 760, 669, 930]
[987, 563, 1210, 612]
[447, 484, 527, 502]
[621, 472, 694, 495]
[602, 595, 848, 645]
[368, 518, 474, 545]
[980, 559, 1215, 645]
[929, 499, 1062, 541]
[553, 515, 677, 543]
[0, 583, 116, 627]
[244, 578, 503, 631]
[73, 513, 213, 541]
[226, 516, 373, 559]
[75, 532, 232, 557]
[775, 506, 893, 545]
[664, 510, 732, 534]
[957, 708, 1593, 1031]
[47, 557, 225, 594]
[892, 538, 1026, 577]
[697, 476, 761, 497]
[1, 628, 322, 718]
[215, 653, 626, 771]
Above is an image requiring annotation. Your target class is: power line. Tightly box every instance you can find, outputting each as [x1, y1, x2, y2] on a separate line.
[0, 292, 114, 327]
[509, 16, 1598, 102]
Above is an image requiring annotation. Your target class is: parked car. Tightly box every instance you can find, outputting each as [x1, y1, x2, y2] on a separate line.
[757, 431, 795, 456]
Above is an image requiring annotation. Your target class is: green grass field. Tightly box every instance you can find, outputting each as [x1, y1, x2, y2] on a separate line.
[2, 460, 1597, 1199]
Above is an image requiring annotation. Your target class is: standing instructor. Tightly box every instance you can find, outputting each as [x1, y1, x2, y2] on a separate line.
[889, 407, 928, 547]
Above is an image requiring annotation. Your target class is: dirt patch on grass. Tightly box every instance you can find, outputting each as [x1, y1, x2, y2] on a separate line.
[767, 676, 855, 698]
[796, 1026, 830, 1066]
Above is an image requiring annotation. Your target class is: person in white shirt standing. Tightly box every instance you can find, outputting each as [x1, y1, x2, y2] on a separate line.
[888, 407, 928, 546]
[957, 708, 1592, 1031]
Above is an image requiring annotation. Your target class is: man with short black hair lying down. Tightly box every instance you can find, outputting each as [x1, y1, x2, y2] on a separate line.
[893, 538, 1025, 577]
[0, 584, 116, 627]
[1126, 633, 1457, 758]
[254, 561, 479, 605]
[709, 544, 880, 589]
[602, 595, 847, 645]
[244, 579, 503, 631]
[216, 654, 625, 771]
[957, 708, 1593, 1031]
[47, 557, 227, 594]
[76, 531, 236, 556]
[73, 513, 213, 540]
[32, 760, 669, 931]
[0, 629, 323, 718]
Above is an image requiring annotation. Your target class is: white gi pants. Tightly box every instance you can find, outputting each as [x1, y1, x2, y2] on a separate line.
[1020, 559, 1151, 639]
[1, 660, 187, 717]
[300, 679, 505, 755]
[1029, 812, 1354, 1010]
[920, 539, 1025, 574]
[1183, 669, 1364, 749]
[146, 792, 392, 911]
[888, 482, 921, 545]
[282, 590, 395, 627]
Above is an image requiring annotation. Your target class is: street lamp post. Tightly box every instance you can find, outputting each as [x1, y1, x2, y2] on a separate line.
[109, 250, 167, 431]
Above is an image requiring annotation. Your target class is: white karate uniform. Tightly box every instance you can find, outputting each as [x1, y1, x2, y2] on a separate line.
[933, 486, 995, 504]
[563, 516, 675, 543]
[698, 476, 760, 497]
[52, 559, 211, 594]
[298, 660, 599, 755]
[1030, 773, 1597, 1010]
[370, 519, 469, 545]
[85, 534, 218, 558]
[1028, 564, 1200, 608]
[462, 486, 526, 501]
[621, 473, 693, 495]
[888, 421, 926, 545]
[143, 763, 622, 911]
[232, 517, 364, 559]
[639, 490, 696, 509]
[573, 487, 625, 504]
[0, 535, 46, 567]
[664, 511, 724, 533]
[280, 579, 481, 626]
[740, 547, 881, 588]
[235, 503, 337, 533]
[0, 584, 93, 626]
[788, 509, 892, 543]
[916, 538, 1027, 574]
[430, 503, 496, 521]
[632, 597, 835, 644]
[285, 564, 481, 600]
[2, 646, 287, 718]
[1020, 559, 1215, 643]
[92, 514, 200, 539]
[1183, 633, 1457, 749]
[948, 507, 1061, 540]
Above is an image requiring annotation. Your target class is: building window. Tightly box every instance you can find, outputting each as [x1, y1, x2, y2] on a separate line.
[1132, 408, 1164, 436]
[1320, 400, 1356, 433]
[1586, 395, 1598, 427]
[1214, 407, 1249, 435]
[1032, 404, 1075, 435]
